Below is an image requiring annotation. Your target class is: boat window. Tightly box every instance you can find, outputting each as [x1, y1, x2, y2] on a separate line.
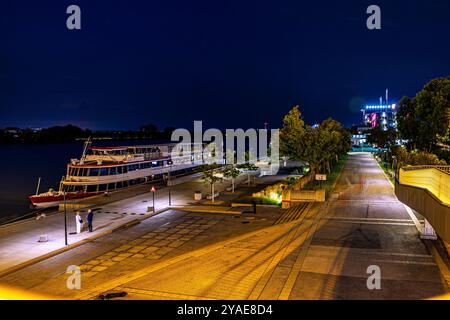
[74, 185, 84, 192]
[117, 166, 123, 174]
[86, 185, 98, 192]
[89, 168, 99, 176]
[122, 166, 128, 174]
[98, 184, 107, 192]
[116, 181, 123, 188]
[107, 183, 116, 191]
[110, 167, 117, 175]
[99, 168, 109, 176]
[129, 164, 139, 171]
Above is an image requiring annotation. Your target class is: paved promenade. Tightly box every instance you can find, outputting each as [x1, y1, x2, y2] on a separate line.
[0, 171, 257, 274]
[1, 153, 448, 299]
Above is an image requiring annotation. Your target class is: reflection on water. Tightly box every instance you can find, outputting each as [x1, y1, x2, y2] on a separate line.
[0, 140, 166, 223]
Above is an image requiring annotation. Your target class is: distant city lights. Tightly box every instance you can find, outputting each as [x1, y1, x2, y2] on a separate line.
[364, 104, 396, 110]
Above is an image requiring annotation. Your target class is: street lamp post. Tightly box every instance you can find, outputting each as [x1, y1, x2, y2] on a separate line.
[63, 190, 68, 246]
[150, 185, 156, 213]
[168, 161, 173, 206]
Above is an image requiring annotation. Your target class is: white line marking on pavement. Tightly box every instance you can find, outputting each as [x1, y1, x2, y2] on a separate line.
[403, 204, 423, 233]
[322, 217, 414, 222]
[378, 259, 437, 266]
[330, 220, 415, 226]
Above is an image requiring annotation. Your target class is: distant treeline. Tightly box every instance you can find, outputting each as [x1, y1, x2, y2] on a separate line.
[0, 124, 176, 144]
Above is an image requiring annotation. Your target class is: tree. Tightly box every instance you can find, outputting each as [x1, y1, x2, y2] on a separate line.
[393, 146, 446, 166]
[223, 166, 240, 193]
[237, 163, 258, 185]
[367, 126, 397, 150]
[280, 106, 320, 179]
[302, 125, 324, 175]
[279, 106, 306, 161]
[140, 124, 158, 139]
[396, 96, 418, 150]
[162, 126, 176, 139]
[34, 125, 88, 143]
[316, 118, 351, 172]
[415, 77, 450, 151]
[396, 77, 450, 152]
[201, 164, 223, 202]
[280, 106, 350, 180]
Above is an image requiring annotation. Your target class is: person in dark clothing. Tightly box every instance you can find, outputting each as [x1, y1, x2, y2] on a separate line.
[87, 209, 94, 232]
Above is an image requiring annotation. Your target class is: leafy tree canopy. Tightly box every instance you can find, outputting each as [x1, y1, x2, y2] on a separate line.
[396, 77, 450, 152]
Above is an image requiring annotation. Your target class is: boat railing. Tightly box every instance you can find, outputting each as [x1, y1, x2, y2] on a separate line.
[143, 152, 163, 160]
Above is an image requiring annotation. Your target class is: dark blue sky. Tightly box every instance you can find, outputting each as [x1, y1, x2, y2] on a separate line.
[1, 0, 449, 130]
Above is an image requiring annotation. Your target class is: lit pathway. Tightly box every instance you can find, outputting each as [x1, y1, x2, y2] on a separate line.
[0, 172, 252, 274]
[80, 152, 448, 300]
[279, 152, 449, 299]
[1, 153, 448, 299]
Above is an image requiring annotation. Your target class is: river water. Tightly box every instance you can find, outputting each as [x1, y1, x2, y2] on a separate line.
[0, 140, 167, 223]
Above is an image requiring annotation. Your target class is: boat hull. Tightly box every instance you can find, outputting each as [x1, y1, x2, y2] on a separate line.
[29, 192, 100, 208]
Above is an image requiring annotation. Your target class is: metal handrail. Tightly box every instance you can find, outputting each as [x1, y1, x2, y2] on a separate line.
[0, 207, 49, 227]
[399, 165, 450, 174]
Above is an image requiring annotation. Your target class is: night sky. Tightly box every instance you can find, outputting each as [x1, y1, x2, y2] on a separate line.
[1, 0, 450, 131]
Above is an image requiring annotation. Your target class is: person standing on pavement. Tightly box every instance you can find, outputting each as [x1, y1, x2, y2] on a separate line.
[75, 211, 83, 234]
[87, 209, 94, 232]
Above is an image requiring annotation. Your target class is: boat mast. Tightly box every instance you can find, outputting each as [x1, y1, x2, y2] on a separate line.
[59, 176, 65, 192]
[80, 136, 92, 165]
[35, 177, 41, 196]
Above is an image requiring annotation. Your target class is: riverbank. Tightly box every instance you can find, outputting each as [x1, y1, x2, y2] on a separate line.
[0, 139, 171, 223]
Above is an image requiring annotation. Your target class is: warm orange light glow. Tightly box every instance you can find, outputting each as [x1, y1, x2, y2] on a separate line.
[399, 168, 450, 204]
[0, 285, 55, 300]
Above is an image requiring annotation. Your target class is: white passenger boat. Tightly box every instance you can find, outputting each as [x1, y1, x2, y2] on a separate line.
[29, 140, 204, 208]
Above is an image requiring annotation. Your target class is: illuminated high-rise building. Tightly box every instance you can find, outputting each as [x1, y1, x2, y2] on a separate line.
[361, 104, 397, 131]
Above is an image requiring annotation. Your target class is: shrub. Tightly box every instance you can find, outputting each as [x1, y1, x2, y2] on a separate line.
[394, 146, 447, 166]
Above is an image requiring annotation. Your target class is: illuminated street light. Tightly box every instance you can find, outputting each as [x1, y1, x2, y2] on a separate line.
[150, 185, 156, 213]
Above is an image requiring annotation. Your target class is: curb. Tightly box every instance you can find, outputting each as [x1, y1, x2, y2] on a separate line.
[426, 240, 450, 288]
[174, 206, 245, 215]
[0, 203, 98, 230]
[373, 155, 395, 189]
[0, 208, 170, 279]
[326, 155, 348, 200]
